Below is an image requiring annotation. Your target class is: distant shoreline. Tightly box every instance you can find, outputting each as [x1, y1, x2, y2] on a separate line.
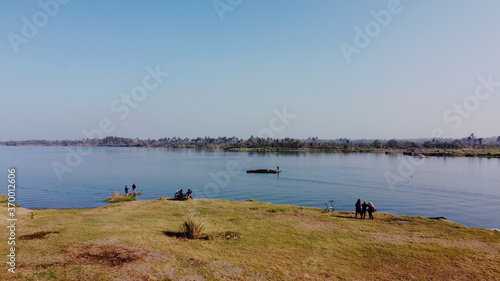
[224, 147, 500, 158]
[2, 143, 500, 158]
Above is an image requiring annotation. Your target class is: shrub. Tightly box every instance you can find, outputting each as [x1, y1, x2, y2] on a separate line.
[182, 218, 204, 239]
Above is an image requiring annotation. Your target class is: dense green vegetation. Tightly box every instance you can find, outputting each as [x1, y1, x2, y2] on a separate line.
[2, 134, 500, 157]
[1, 133, 499, 152]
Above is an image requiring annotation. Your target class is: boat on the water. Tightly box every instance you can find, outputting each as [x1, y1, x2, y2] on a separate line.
[246, 169, 281, 174]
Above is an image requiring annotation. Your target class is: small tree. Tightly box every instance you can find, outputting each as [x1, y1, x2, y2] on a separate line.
[372, 139, 383, 149]
[386, 139, 399, 149]
[465, 133, 477, 146]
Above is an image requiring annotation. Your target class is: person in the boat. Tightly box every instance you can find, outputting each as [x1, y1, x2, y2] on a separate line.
[277, 166, 279, 171]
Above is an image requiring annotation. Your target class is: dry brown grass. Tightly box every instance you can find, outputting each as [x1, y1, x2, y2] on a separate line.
[181, 217, 204, 239]
[1, 199, 498, 280]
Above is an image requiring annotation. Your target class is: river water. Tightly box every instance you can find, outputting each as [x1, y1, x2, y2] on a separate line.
[1, 146, 499, 229]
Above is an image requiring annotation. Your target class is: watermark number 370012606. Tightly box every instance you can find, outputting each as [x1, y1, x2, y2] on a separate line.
[7, 169, 17, 274]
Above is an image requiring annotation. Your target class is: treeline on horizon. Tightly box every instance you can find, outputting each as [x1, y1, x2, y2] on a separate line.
[1, 134, 499, 151]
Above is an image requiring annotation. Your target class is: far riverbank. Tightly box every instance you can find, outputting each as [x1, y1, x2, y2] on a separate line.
[2, 142, 500, 158]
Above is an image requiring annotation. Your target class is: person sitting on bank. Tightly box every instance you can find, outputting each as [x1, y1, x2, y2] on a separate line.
[186, 189, 192, 199]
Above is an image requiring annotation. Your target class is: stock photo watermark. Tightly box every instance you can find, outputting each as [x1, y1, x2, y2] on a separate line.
[384, 74, 500, 189]
[258, 106, 296, 138]
[7, 0, 70, 54]
[51, 64, 169, 181]
[213, 0, 243, 21]
[202, 106, 296, 198]
[441, 74, 500, 131]
[339, 0, 403, 63]
[6, 168, 17, 274]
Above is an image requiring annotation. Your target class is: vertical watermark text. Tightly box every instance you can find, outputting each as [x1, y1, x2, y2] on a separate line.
[6, 168, 17, 274]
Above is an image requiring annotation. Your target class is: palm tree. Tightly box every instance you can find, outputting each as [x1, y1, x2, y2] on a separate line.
[465, 133, 476, 146]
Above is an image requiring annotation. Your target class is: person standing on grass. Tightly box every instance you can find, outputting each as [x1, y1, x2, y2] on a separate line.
[367, 202, 376, 220]
[124, 185, 129, 195]
[355, 199, 362, 218]
[132, 183, 136, 194]
[361, 201, 368, 219]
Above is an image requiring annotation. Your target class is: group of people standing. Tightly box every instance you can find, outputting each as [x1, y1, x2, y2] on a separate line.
[124, 183, 136, 195]
[355, 199, 376, 220]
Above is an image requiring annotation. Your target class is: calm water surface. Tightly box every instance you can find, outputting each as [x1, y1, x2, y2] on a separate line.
[1, 146, 499, 229]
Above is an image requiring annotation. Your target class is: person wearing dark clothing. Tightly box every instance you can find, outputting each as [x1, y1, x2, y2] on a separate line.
[361, 201, 368, 219]
[186, 189, 192, 199]
[124, 185, 129, 195]
[367, 202, 375, 220]
[355, 199, 362, 218]
[132, 183, 136, 194]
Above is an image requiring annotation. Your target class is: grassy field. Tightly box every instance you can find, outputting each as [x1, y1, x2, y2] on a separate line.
[1, 199, 499, 280]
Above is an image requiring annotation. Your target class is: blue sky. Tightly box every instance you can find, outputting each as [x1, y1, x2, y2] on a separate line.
[1, 0, 500, 141]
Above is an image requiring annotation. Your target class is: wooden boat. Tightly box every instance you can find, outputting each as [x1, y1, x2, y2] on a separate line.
[246, 169, 281, 174]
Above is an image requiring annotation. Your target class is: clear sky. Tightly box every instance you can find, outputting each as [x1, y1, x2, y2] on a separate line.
[1, 0, 500, 141]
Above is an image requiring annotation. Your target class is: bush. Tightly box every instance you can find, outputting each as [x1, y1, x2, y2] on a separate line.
[182, 218, 204, 239]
